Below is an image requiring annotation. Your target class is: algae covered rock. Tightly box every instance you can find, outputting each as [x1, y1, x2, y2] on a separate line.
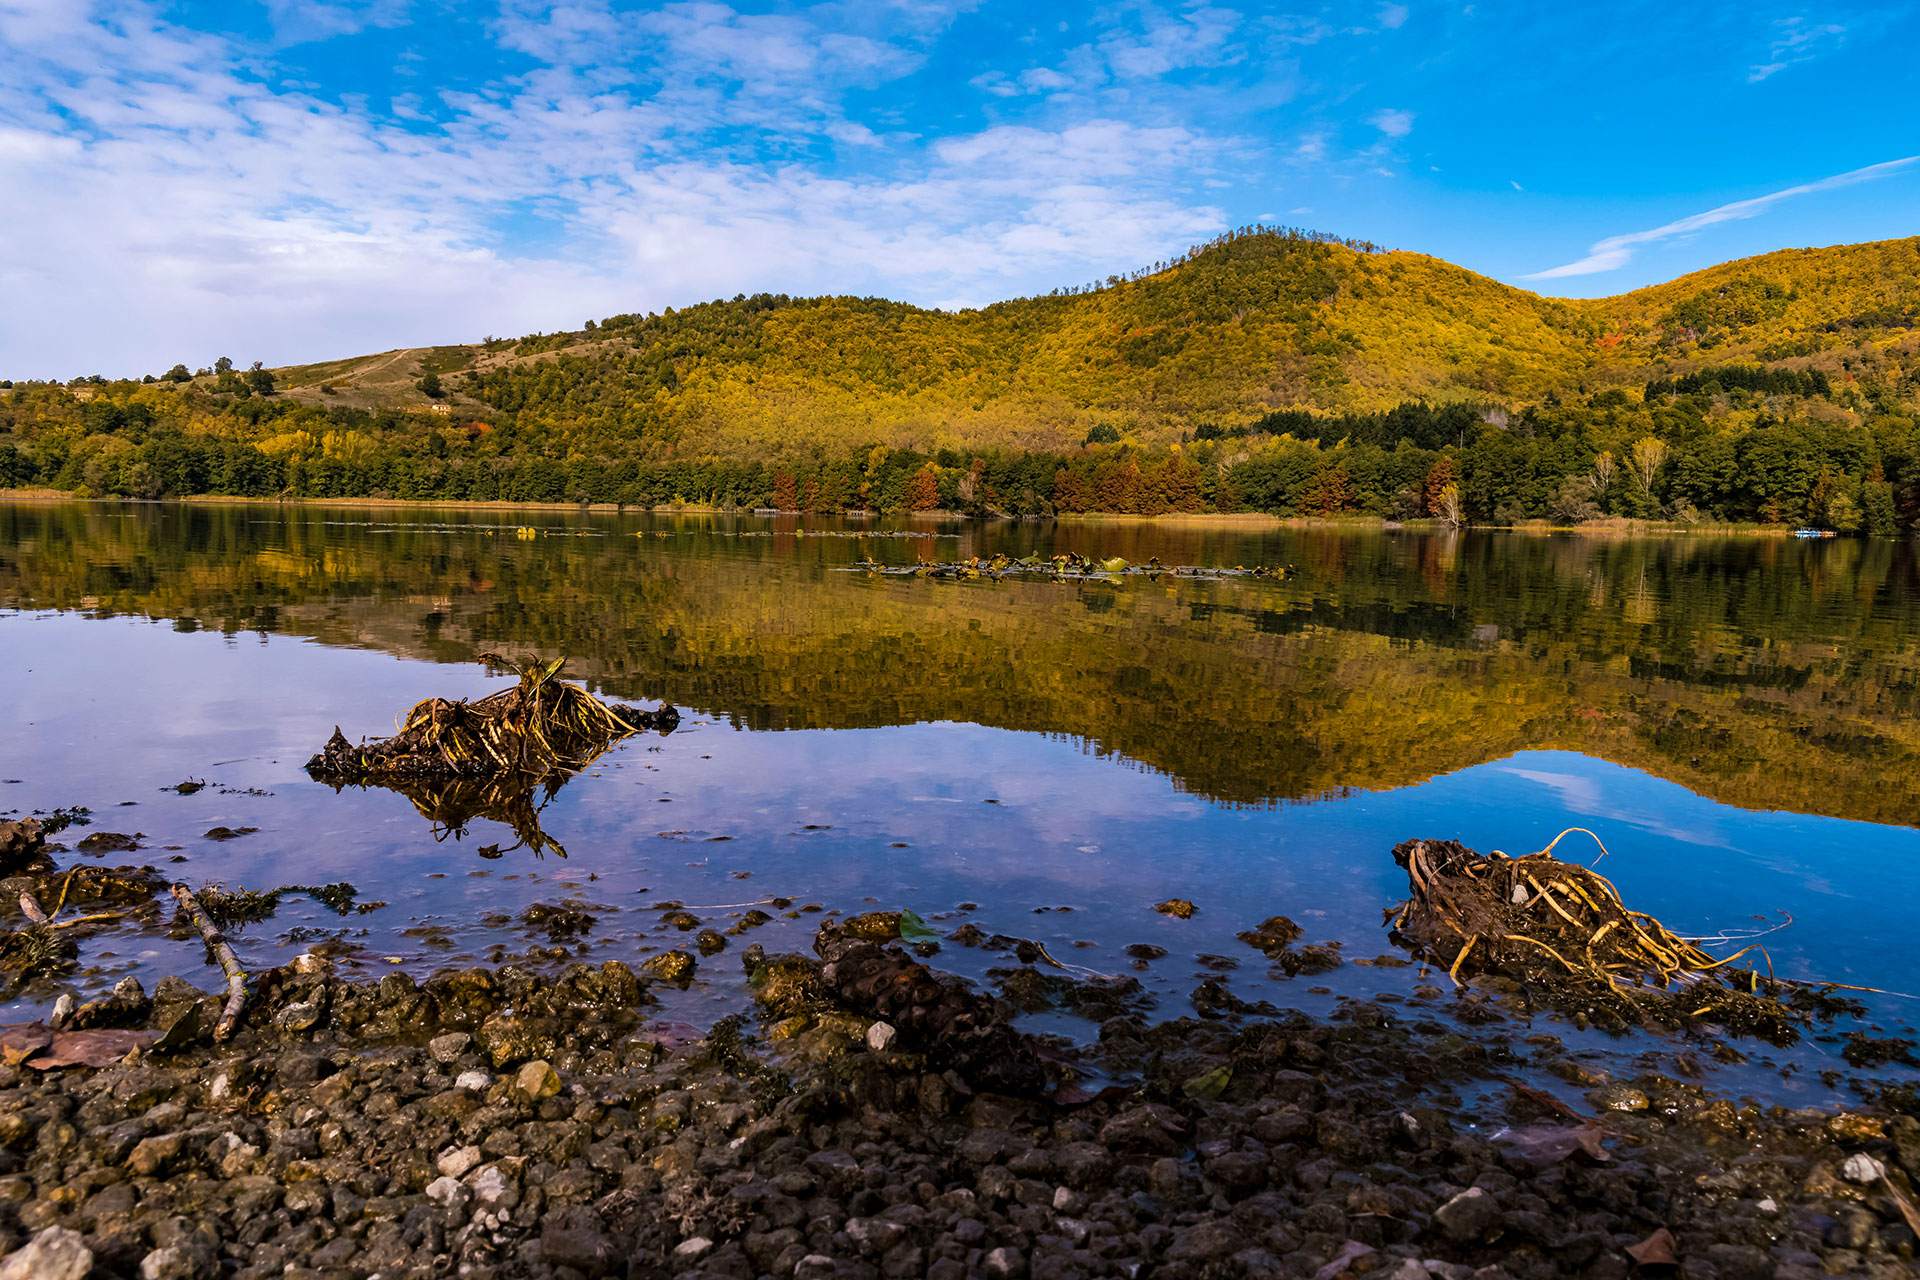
[640, 950, 696, 986]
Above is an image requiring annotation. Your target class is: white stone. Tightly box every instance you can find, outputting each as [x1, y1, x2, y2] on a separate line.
[454, 1070, 491, 1092]
[438, 1146, 482, 1179]
[865, 1021, 897, 1052]
[292, 952, 329, 974]
[469, 1164, 512, 1208]
[425, 1177, 469, 1210]
[1841, 1152, 1887, 1185]
[0, 1227, 93, 1280]
[673, 1237, 714, 1260]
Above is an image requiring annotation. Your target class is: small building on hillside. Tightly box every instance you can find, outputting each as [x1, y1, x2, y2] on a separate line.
[428, 403, 452, 414]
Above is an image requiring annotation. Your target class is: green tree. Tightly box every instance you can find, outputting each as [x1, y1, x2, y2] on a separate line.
[1863, 471, 1899, 537]
[246, 362, 276, 396]
[214, 356, 233, 374]
[163, 363, 191, 383]
[417, 372, 444, 399]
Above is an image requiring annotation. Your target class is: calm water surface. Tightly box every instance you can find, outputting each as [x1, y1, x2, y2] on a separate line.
[3, 502, 1918, 1103]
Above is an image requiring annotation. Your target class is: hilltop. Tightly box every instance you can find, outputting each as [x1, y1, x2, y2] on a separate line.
[244, 227, 1920, 456]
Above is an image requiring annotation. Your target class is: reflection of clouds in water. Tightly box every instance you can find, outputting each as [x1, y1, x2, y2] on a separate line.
[1493, 758, 1733, 852]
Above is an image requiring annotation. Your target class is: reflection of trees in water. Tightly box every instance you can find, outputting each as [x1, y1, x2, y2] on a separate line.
[6, 502, 1920, 823]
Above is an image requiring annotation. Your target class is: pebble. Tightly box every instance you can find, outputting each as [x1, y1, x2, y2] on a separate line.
[514, 1058, 561, 1099]
[425, 1177, 469, 1211]
[1840, 1152, 1886, 1184]
[454, 1069, 491, 1091]
[0, 1227, 93, 1280]
[437, 1145, 482, 1178]
[866, 1020, 897, 1051]
[1435, 1187, 1501, 1243]
[428, 1031, 471, 1062]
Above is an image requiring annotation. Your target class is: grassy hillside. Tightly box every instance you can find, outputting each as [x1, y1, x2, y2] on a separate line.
[243, 227, 1920, 455]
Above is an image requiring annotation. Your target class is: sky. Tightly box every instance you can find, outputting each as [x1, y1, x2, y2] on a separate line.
[2, 0, 1916, 378]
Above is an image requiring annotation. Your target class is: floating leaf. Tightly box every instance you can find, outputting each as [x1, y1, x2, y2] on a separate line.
[897, 909, 939, 941]
[1182, 1065, 1232, 1101]
[1625, 1227, 1678, 1267]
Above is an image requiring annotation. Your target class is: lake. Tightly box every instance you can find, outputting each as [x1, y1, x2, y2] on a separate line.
[3, 500, 1917, 1103]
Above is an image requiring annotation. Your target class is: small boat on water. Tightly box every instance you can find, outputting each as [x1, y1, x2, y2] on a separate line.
[1793, 528, 1836, 538]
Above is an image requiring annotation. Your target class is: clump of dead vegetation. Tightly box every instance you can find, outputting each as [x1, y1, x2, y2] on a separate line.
[1386, 829, 1865, 1043]
[306, 652, 676, 784]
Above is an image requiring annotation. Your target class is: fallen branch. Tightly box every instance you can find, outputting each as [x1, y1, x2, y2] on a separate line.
[171, 884, 246, 1040]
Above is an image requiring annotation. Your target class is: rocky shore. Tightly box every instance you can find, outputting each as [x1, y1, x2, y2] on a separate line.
[0, 930, 1916, 1280]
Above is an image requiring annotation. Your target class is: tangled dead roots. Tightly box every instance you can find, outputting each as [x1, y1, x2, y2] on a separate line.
[306, 653, 675, 784]
[1385, 831, 1828, 1043]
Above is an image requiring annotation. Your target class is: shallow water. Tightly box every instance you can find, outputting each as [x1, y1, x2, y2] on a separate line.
[3, 501, 1918, 1103]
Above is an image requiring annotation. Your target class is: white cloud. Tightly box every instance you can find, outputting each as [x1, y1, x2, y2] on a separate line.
[1523, 154, 1920, 280]
[1376, 4, 1410, 31]
[1369, 107, 1414, 137]
[1748, 15, 1846, 82]
[0, 1, 1234, 374]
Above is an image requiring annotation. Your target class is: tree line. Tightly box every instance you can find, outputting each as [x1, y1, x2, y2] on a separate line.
[4, 376, 1918, 534]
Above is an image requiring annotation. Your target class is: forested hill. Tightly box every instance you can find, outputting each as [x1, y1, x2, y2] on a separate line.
[263, 230, 1920, 455]
[4, 228, 1920, 528]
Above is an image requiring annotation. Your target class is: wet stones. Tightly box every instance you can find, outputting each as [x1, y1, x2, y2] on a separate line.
[522, 901, 594, 941]
[1155, 899, 1196, 919]
[1588, 1081, 1651, 1112]
[640, 950, 696, 986]
[1237, 914, 1304, 955]
[0, 820, 46, 872]
[476, 1012, 559, 1067]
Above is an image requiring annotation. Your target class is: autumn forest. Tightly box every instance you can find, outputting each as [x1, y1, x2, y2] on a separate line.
[5, 227, 1919, 530]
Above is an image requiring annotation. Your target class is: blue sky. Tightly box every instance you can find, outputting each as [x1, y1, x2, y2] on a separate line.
[1, 0, 1916, 376]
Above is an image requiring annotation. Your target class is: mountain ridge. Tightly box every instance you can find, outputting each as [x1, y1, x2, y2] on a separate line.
[229, 228, 1920, 457]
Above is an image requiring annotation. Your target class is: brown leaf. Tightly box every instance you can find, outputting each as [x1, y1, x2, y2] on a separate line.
[0, 1024, 52, 1066]
[1504, 1075, 1591, 1121]
[1312, 1240, 1375, 1280]
[1492, 1121, 1611, 1167]
[1626, 1227, 1679, 1267]
[27, 1028, 154, 1070]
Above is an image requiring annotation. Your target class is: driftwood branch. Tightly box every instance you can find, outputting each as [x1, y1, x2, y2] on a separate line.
[171, 884, 247, 1040]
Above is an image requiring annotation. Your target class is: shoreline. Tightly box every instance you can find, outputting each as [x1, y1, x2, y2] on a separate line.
[0, 490, 1819, 537]
[1, 932, 1914, 1280]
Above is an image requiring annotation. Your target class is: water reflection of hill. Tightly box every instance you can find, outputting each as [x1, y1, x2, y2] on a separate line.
[4, 502, 1919, 824]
